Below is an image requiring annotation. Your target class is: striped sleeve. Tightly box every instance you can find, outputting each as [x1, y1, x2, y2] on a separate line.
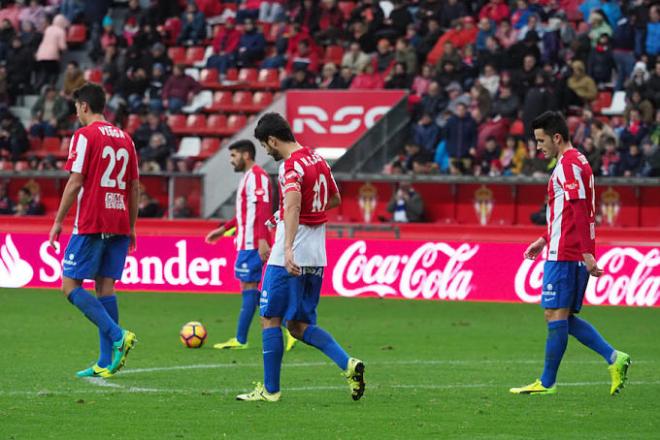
[65, 133, 90, 175]
[559, 158, 586, 201]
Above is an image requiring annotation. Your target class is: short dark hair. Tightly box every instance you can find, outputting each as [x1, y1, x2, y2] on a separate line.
[254, 112, 295, 143]
[73, 83, 106, 114]
[531, 111, 569, 142]
[228, 139, 256, 160]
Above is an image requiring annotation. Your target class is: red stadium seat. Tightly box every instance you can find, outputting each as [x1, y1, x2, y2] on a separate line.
[256, 68, 280, 89]
[14, 160, 29, 171]
[252, 91, 273, 110]
[232, 91, 253, 112]
[125, 114, 142, 135]
[85, 68, 103, 84]
[167, 114, 187, 134]
[207, 91, 233, 112]
[206, 114, 228, 135]
[168, 46, 186, 65]
[238, 67, 258, 84]
[67, 24, 87, 44]
[324, 45, 344, 66]
[28, 136, 42, 152]
[185, 114, 207, 135]
[199, 137, 221, 158]
[567, 116, 582, 134]
[225, 68, 239, 81]
[200, 68, 220, 88]
[185, 47, 206, 65]
[35, 137, 62, 158]
[227, 114, 246, 134]
[592, 91, 613, 114]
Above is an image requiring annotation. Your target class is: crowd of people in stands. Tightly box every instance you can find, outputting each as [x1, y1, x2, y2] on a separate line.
[0, 0, 658, 188]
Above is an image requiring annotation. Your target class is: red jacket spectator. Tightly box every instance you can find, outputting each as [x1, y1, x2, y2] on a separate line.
[350, 65, 384, 89]
[477, 116, 510, 154]
[318, 2, 343, 31]
[479, 0, 510, 23]
[286, 39, 320, 74]
[427, 17, 478, 66]
[212, 21, 241, 54]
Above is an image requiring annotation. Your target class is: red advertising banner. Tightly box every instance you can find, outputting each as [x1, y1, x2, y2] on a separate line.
[286, 90, 406, 148]
[1, 232, 658, 307]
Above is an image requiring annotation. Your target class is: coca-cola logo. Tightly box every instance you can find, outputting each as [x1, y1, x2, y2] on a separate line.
[332, 241, 478, 300]
[515, 247, 660, 306]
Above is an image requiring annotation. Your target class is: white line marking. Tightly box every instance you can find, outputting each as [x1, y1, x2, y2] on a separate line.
[119, 358, 648, 375]
[2, 381, 659, 397]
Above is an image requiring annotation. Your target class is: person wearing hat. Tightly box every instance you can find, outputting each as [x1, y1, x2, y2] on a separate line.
[144, 42, 173, 74]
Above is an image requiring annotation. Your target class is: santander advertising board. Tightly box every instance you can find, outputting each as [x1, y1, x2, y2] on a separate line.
[1, 233, 658, 307]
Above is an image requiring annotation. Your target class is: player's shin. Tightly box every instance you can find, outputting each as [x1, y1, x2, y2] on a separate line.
[302, 325, 350, 370]
[67, 287, 123, 342]
[236, 289, 260, 344]
[262, 327, 284, 393]
[540, 320, 569, 388]
[97, 295, 119, 368]
[568, 316, 616, 364]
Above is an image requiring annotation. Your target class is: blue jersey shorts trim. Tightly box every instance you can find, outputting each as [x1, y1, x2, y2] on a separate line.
[541, 261, 589, 312]
[260, 265, 323, 325]
[234, 249, 264, 283]
[62, 234, 130, 281]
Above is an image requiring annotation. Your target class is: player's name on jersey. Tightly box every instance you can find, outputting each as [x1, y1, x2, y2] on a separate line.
[98, 125, 127, 139]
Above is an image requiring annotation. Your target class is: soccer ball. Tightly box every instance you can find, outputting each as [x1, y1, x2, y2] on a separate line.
[179, 321, 207, 348]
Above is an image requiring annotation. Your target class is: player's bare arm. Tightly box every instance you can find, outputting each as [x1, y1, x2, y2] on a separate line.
[524, 236, 546, 260]
[128, 179, 139, 252]
[205, 225, 226, 244]
[258, 239, 270, 262]
[283, 190, 302, 276]
[49, 172, 84, 249]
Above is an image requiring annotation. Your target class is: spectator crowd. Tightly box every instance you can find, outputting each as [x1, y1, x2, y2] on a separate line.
[0, 0, 658, 213]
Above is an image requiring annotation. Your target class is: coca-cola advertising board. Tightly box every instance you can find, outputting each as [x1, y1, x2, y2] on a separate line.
[1, 232, 658, 307]
[286, 90, 406, 148]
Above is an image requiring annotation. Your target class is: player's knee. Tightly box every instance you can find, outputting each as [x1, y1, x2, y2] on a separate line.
[260, 316, 281, 329]
[286, 321, 306, 340]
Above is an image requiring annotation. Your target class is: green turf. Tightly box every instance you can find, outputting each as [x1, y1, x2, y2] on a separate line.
[1, 288, 659, 439]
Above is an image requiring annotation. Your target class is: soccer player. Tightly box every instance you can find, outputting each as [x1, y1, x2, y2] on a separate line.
[205, 140, 295, 351]
[510, 111, 630, 396]
[48, 83, 139, 378]
[236, 113, 365, 403]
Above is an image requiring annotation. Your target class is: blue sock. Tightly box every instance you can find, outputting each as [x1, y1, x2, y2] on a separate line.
[236, 289, 259, 344]
[568, 316, 616, 364]
[262, 327, 283, 394]
[97, 296, 119, 368]
[302, 325, 350, 370]
[67, 287, 123, 343]
[540, 320, 568, 388]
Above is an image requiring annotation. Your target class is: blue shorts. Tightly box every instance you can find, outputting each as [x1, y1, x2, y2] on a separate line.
[260, 265, 323, 324]
[62, 234, 130, 281]
[234, 250, 263, 283]
[541, 261, 589, 312]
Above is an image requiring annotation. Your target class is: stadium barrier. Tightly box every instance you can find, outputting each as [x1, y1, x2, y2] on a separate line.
[1, 218, 657, 307]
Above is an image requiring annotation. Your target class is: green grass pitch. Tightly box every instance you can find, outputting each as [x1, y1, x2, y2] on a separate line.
[1, 288, 659, 439]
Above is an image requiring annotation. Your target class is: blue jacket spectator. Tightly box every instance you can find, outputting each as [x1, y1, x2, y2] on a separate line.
[177, 3, 207, 46]
[237, 19, 265, 67]
[444, 103, 477, 160]
[645, 5, 660, 56]
[413, 113, 441, 153]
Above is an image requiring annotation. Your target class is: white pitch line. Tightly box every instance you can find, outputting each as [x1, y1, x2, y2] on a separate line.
[3, 381, 660, 397]
[119, 358, 648, 375]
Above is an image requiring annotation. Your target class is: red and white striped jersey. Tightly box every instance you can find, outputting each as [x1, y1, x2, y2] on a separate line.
[64, 121, 139, 235]
[545, 148, 596, 261]
[231, 164, 272, 251]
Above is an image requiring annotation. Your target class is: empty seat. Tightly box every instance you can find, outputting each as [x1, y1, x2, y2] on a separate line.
[206, 114, 228, 135]
[185, 46, 206, 65]
[324, 45, 344, 66]
[232, 91, 253, 111]
[185, 114, 207, 134]
[167, 114, 187, 134]
[167, 46, 186, 65]
[238, 67, 258, 84]
[227, 114, 247, 133]
[207, 91, 233, 112]
[256, 68, 280, 89]
[85, 69, 103, 84]
[252, 91, 273, 110]
[200, 68, 220, 88]
[176, 137, 201, 157]
[200, 137, 221, 158]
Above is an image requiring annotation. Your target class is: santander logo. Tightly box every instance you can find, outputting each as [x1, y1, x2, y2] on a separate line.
[0, 234, 34, 288]
[515, 247, 660, 306]
[332, 241, 478, 300]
